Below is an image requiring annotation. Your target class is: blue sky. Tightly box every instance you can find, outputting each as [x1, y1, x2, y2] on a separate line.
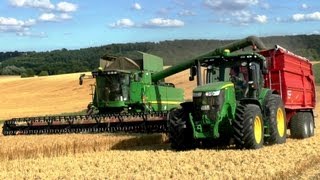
[0, 0, 320, 52]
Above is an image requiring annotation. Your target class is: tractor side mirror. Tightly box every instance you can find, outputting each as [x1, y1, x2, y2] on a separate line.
[189, 66, 197, 81]
[262, 60, 268, 74]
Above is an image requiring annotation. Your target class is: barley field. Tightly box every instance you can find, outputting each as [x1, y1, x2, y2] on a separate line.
[0, 72, 320, 179]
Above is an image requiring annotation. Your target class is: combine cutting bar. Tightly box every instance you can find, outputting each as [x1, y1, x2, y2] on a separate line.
[2, 112, 168, 135]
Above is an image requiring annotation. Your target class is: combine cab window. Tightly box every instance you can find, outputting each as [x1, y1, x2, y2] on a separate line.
[96, 73, 130, 102]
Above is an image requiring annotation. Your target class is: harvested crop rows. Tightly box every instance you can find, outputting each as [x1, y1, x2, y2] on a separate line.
[0, 73, 320, 179]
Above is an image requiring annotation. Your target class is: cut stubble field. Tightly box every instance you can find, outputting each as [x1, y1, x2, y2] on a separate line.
[0, 71, 320, 179]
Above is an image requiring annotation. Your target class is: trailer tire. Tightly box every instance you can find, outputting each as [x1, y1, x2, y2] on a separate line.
[306, 112, 315, 137]
[290, 112, 309, 139]
[168, 108, 196, 150]
[265, 94, 287, 144]
[233, 104, 264, 149]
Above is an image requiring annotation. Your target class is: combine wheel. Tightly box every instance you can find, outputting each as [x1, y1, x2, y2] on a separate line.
[233, 104, 264, 149]
[290, 112, 310, 139]
[168, 108, 196, 151]
[265, 94, 287, 144]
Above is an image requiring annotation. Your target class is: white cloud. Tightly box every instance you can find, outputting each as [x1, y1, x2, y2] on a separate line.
[204, 0, 258, 11]
[132, 3, 141, 10]
[60, 13, 72, 20]
[39, 13, 73, 22]
[179, 10, 196, 16]
[302, 3, 308, 9]
[25, 19, 36, 26]
[110, 18, 135, 28]
[0, 17, 24, 26]
[0, 17, 37, 36]
[232, 10, 251, 25]
[39, 13, 56, 21]
[254, 15, 267, 23]
[0, 17, 35, 28]
[292, 12, 320, 21]
[10, 0, 54, 9]
[223, 11, 267, 25]
[157, 7, 171, 15]
[57, 2, 78, 12]
[17, 31, 47, 37]
[260, 2, 270, 9]
[204, 0, 265, 25]
[145, 18, 184, 27]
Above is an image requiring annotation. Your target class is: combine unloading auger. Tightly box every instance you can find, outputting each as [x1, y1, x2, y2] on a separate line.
[2, 36, 266, 135]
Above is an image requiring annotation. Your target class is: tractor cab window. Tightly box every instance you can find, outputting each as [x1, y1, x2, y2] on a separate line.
[248, 62, 262, 98]
[204, 65, 220, 84]
[229, 66, 249, 87]
[229, 65, 249, 99]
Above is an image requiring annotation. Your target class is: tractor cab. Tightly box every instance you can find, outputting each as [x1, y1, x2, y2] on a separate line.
[191, 52, 267, 101]
[188, 52, 268, 140]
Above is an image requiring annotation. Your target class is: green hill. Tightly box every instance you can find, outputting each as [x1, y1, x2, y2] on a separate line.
[0, 34, 319, 76]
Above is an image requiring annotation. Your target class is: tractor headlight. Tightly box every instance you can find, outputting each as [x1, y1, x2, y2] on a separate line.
[193, 92, 202, 97]
[205, 90, 220, 97]
[201, 105, 210, 111]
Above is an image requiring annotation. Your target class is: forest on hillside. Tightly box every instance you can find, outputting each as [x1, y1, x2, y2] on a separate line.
[0, 34, 319, 76]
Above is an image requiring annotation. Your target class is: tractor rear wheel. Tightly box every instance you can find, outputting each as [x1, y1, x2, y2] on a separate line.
[233, 104, 264, 149]
[290, 112, 310, 139]
[265, 94, 287, 144]
[168, 108, 196, 150]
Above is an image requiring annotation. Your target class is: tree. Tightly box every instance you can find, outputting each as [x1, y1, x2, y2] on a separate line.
[0, 65, 26, 75]
[38, 71, 49, 76]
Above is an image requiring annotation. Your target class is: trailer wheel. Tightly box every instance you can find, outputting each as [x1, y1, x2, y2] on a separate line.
[290, 112, 309, 139]
[168, 108, 196, 150]
[306, 112, 315, 137]
[265, 94, 287, 144]
[233, 104, 264, 149]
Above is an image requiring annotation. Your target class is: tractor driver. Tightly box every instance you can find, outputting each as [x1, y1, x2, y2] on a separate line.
[230, 66, 249, 98]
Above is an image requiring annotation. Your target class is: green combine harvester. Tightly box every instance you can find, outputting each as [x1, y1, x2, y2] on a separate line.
[3, 36, 271, 141]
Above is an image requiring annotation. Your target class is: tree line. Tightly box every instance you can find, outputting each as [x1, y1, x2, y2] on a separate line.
[0, 34, 319, 77]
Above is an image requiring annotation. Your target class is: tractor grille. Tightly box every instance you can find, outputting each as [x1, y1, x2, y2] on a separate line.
[193, 90, 224, 122]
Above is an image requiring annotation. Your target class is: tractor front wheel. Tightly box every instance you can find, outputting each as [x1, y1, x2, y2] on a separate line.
[168, 108, 196, 150]
[233, 104, 264, 149]
[265, 94, 287, 144]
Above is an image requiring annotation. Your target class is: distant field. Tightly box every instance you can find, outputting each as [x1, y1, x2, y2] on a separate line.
[0, 73, 94, 120]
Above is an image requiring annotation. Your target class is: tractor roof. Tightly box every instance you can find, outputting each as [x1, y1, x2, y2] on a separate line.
[199, 52, 265, 67]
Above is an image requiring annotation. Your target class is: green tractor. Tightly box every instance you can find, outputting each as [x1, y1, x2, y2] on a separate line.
[168, 51, 286, 150]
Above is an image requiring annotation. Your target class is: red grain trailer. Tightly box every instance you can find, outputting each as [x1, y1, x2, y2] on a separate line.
[260, 45, 316, 138]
